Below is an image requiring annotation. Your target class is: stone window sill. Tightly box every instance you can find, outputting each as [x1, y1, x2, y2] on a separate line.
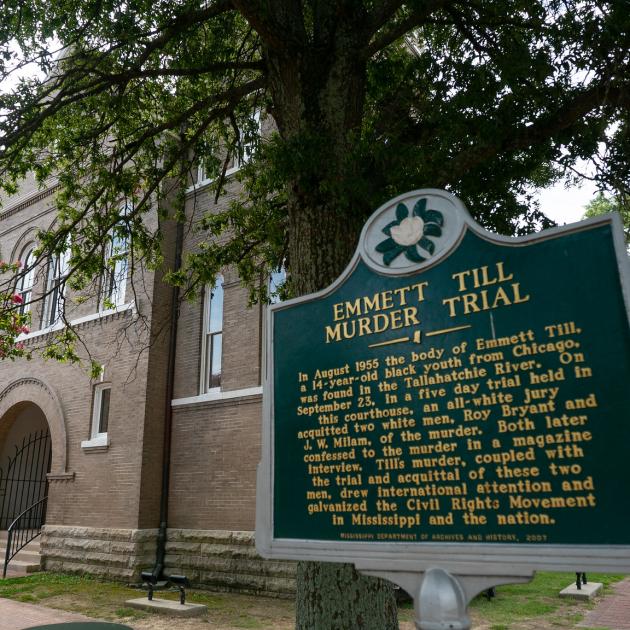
[81, 434, 110, 451]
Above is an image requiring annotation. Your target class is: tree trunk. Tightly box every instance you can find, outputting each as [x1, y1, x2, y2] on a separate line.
[264, 25, 400, 629]
[296, 562, 399, 630]
[285, 190, 399, 630]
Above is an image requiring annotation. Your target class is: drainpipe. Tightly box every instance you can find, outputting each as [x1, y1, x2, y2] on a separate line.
[152, 214, 184, 581]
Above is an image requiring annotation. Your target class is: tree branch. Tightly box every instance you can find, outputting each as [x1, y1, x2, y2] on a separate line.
[119, 76, 266, 159]
[0, 0, 238, 153]
[363, 0, 454, 58]
[89, 60, 265, 82]
[365, 1, 406, 37]
[231, 0, 306, 51]
[436, 82, 630, 186]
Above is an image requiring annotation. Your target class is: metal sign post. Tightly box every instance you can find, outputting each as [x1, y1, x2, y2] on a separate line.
[256, 189, 630, 627]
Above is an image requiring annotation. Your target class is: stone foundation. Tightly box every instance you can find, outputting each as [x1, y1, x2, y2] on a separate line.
[40, 525, 158, 580]
[164, 529, 296, 597]
[40, 525, 296, 596]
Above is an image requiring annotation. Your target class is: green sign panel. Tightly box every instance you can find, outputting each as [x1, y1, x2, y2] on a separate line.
[257, 189, 630, 571]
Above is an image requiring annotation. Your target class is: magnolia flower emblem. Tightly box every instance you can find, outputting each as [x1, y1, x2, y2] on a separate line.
[376, 198, 444, 265]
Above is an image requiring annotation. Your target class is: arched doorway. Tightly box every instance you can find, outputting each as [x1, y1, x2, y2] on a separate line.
[0, 403, 52, 531]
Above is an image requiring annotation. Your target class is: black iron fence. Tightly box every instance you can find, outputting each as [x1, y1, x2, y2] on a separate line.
[0, 429, 51, 531]
[2, 495, 48, 577]
[0, 429, 51, 577]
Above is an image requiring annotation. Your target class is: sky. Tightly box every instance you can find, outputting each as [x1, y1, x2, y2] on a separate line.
[536, 178, 598, 226]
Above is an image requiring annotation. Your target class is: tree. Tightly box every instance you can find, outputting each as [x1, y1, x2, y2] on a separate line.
[1, 1, 629, 626]
[584, 192, 630, 244]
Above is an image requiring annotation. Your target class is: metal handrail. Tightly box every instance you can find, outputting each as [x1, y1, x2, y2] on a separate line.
[2, 495, 47, 578]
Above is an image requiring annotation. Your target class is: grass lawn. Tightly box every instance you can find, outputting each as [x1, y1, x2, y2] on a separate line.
[0, 571, 624, 629]
[467, 571, 624, 629]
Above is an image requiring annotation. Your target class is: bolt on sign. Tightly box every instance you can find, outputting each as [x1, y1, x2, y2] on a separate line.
[256, 189, 630, 628]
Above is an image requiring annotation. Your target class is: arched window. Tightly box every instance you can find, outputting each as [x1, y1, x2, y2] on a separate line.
[201, 276, 224, 392]
[16, 248, 35, 315]
[43, 247, 70, 327]
[102, 225, 129, 308]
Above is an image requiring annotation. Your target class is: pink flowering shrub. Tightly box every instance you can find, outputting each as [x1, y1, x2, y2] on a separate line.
[0, 260, 31, 360]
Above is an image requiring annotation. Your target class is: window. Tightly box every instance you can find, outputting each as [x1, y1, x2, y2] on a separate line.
[16, 248, 35, 315]
[201, 276, 224, 392]
[240, 109, 261, 165]
[268, 266, 286, 304]
[196, 111, 261, 185]
[43, 247, 70, 327]
[102, 226, 129, 308]
[92, 384, 111, 436]
[83, 382, 111, 448]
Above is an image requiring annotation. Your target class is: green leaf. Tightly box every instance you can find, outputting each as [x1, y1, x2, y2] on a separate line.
[419, 236, 435, 255]
[382, 220, 399, 236]
[413, 198, 427, 218]
[404, 246, 425, 263]
[424, 210, 444, 226]
[423, 223, 442, 237]
[383, 246, 403, 266]
[395, 203, 408, 222]
[375, 237, 397, 252]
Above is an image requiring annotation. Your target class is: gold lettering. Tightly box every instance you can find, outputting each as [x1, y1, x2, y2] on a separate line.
[393, 286, 410, 306]
[346, 298, 362, 318]
[411, 281, 429, 302]
[374, 313, 390, 333]
[403, 306, 420, 327]
[363, 293, 381, 312]
[497, 261, 514, 283]
[442, 296, 460, 317]
[381, 290, 394, 310]
[358, 317, 372, 337]
[462, 293, 480, 314]
[390, 309, 403, 330]
[491, 286, 512, 308]
[512, 282, 530, 304]
[326, 323, 342, 343]
[452, 270, 470, 292]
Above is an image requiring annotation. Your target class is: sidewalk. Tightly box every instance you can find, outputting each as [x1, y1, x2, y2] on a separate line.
[0, 597, 96, 629]
[579, 577, 630, 630]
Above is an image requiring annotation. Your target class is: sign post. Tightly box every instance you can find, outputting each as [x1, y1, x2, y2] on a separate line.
[257, 189, 630, 628]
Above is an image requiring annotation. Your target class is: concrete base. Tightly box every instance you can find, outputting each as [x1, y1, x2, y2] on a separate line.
[126, 597, 207, 617]
[559, 581, 603, 600]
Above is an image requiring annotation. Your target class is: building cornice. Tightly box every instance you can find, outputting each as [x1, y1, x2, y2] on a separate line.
[0, 179, 59, 220]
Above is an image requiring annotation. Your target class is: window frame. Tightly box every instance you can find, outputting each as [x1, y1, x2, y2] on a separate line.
[101, 224, 130, 309]
[43, 247, 70, 328]
[200, 275, 224, 394]
[195, 110, 261, 187]
[16, 247, 36, 315]
[90, 382, 111, 442]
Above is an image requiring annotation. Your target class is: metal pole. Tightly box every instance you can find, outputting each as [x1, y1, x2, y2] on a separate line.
[414, 568, 470, 630]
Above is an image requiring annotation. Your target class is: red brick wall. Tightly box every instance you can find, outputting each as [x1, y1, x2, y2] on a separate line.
[0, 185, 170, 531]
[0, 174, 266, 535]
[169, 396, 262, 530]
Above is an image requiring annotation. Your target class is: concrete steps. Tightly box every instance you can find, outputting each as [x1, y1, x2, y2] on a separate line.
[0, 530, 42, 577]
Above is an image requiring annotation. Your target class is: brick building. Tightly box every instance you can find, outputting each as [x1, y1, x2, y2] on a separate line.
[0, 164, 294, 594]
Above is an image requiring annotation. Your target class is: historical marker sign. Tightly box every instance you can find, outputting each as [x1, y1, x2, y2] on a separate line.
[256, 189, 630, 579]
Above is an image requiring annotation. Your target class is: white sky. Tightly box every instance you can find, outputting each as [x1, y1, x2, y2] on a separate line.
[536, 178, 599, 226]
